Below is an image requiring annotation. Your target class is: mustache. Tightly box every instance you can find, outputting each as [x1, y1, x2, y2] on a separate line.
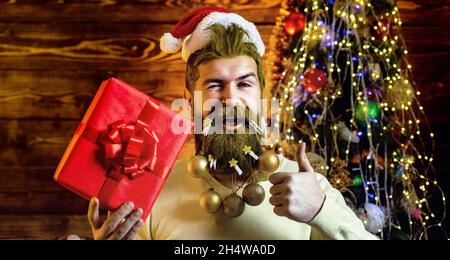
[204, 104, 262, 135]
[209, 103, 249, 118]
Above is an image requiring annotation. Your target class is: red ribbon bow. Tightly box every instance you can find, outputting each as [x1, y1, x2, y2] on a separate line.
[99, 119, 159, 180]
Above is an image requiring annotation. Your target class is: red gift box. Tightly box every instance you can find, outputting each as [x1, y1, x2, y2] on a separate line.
[54, 78, 193, 221]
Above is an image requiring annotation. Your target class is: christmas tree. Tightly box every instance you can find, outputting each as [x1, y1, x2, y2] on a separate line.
[267, 0, 447, 239]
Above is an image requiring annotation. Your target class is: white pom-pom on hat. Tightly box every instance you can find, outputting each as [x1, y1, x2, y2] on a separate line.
[160, 33, 183, 53]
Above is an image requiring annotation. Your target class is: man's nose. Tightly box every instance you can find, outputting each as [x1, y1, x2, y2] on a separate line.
[221, 84, 241, 105]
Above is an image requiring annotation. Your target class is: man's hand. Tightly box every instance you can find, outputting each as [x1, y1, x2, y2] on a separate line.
[87, 198, 144, 240]
[269, 143, 326, 223]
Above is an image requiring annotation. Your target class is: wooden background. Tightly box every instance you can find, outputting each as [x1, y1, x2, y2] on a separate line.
[0, 0, 448, 239]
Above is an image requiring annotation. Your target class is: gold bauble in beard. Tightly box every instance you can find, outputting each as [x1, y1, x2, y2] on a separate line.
[258, 151, 280, 173]
[242, 183, 266, 206]
[199, 190, 222, 213]
[223, 194, 245, 217]
[187, 156, 209, 178]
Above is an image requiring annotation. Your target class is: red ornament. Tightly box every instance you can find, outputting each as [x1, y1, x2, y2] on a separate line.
[283, 12, 305, 36]
[412, 208, 421, 220]
[304, 69, 327, 93]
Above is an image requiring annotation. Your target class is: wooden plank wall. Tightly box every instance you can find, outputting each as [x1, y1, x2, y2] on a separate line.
[0, 0, 448, 239]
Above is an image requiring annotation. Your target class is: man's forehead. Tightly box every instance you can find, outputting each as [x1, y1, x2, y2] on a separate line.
[198, 56, 258, 80]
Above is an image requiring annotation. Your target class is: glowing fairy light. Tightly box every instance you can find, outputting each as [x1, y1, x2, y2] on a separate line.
[268, 0, 446, 240]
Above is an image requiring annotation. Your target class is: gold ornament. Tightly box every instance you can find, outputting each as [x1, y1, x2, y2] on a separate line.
[385, 78, 415, 110]
[242, 183, 266, 206]
[309, 25, 331, 48]
[278, 140, 297, 160]
[258, 151, 280, 173]
[223, 194, 245, 217]
[199, 190, 222, 213]
[328, 159, 353, 192]
[187, 156, 209, 178]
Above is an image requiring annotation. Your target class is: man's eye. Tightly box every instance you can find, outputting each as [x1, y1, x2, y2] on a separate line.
[238, 82, 252, 88]
[207, 85, 221, 90]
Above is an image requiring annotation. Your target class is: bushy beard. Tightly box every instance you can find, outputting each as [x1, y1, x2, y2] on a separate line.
[195, 105, 263, 176]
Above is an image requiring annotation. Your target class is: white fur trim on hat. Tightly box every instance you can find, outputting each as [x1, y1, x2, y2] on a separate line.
[160, 33, 183, 53]
[181, 12, 265, 62]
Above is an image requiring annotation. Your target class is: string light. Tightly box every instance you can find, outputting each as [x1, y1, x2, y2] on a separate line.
[268, 0, 446, 240]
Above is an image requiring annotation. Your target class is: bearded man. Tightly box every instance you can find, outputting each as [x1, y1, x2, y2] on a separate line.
[81, 6, 378, 240]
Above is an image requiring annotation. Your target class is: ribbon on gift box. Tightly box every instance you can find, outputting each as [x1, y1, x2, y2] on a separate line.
[82, 98, 171, 204]
[98, 119, 159, 180]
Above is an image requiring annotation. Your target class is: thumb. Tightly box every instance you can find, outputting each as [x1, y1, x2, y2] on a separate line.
[87, 197, 101, 229]
[296, 143, 314, 173]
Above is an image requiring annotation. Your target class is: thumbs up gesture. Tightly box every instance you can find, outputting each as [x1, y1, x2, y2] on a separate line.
[269, 143, 326, 223]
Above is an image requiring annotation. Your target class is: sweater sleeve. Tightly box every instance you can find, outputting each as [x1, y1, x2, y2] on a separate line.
[309, 174, 379, 240]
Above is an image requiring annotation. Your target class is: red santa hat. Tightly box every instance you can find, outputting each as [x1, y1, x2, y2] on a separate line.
[160, 6, 265, 62]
